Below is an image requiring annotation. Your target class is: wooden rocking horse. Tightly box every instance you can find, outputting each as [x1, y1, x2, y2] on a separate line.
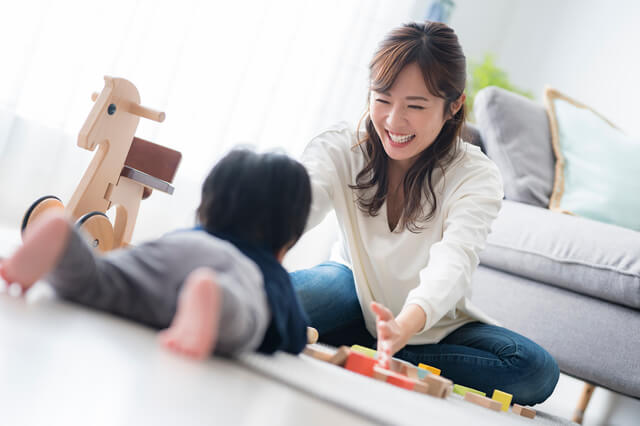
[21, 76, 181, 252]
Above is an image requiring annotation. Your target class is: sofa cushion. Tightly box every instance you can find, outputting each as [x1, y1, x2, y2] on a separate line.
[544, 87, 640, 231]
[479, 200, 640, 309]
[474, 87, 555, 207]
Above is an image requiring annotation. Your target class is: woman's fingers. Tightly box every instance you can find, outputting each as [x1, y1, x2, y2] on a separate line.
[377, 320, 391, 339]
[370, 301, 393, 320]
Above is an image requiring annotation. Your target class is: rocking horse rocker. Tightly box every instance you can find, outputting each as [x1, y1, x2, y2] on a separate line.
[21, 76, 181, 252]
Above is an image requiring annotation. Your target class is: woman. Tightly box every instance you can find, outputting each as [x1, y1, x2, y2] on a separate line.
[292, 21, 559, 405]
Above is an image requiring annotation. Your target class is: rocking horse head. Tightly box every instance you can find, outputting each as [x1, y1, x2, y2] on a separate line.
[78, 76, 165, 152]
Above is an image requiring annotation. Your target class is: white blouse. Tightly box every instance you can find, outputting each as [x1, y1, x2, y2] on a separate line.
[300, 122, 504, 344]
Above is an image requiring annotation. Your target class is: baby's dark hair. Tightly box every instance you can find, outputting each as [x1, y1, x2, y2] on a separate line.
[197, 149, 312, 254]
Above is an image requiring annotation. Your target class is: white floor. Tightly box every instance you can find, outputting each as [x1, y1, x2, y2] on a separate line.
[0, 227, 640, 425]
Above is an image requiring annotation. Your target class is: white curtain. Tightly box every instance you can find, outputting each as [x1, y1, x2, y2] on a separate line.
[0, 0, 423, 242]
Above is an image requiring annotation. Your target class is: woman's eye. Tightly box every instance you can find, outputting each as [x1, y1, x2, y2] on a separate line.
[408, 105, 425, 110]
[375, 99, 390, 104]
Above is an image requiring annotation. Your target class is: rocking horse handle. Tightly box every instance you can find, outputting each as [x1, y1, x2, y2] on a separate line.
[91, 92, 165, 123]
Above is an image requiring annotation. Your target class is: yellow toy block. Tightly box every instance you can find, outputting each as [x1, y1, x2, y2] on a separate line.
[492, 389, 513, 412]
[418, 363, 441, 375]
[452, 384, 485, 397]
[351, 344, 377, 358]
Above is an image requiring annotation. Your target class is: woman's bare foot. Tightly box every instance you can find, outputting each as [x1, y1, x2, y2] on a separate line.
[158, 267, 221, 360]
[0, 213, 70, 292]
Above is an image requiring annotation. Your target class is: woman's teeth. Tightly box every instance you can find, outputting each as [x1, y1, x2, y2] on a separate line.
[388, 131, 415, 144]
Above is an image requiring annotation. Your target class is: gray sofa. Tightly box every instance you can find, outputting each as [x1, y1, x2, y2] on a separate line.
[464, 87, 640, 399]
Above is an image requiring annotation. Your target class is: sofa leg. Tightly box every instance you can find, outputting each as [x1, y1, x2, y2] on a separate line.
[572, 383, 596, 424]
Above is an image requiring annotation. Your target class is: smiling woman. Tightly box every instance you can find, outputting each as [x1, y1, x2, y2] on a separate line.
[290, 21, 560, 406]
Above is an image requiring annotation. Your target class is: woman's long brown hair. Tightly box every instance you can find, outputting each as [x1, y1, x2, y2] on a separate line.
[350, 22, 467, 232]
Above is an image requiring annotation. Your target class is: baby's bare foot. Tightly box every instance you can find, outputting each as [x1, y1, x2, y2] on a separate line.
[2, 213, 70, 292]
[158, 268, 221, 359]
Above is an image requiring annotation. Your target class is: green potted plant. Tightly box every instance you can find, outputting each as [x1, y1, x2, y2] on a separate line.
[466, 53, 533, 119]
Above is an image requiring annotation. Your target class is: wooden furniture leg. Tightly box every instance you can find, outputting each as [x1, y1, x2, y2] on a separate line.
[572, 382, 596, 424]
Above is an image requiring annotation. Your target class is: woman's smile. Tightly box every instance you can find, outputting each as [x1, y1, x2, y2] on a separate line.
[386, 129, 416, 147]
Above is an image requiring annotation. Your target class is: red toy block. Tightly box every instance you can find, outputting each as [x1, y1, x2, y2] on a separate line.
[345, 351, 378, 377]
[373, 365, 415, 390]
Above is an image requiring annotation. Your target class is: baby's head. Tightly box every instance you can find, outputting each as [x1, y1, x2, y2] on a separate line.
[197, 149, 311, 258]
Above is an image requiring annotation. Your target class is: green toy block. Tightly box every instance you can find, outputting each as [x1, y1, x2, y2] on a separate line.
[350, 344, 377, 359]
[453, 384, 486, 397]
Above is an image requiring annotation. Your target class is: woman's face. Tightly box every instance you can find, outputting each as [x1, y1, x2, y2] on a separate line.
[369, 62, 456, 171]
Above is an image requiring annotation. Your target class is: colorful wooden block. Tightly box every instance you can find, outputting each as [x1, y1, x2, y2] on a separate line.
[418, 363, 441, 376]
[404, 363, 419, 379]
[453, 384, 486, 397]
[492, 389, 513, 412]
[512, 404, 536, 419]
[388, 358, 407, 374]
[416, 367, 431, 380]
[372, 366, 431, 394]
[422, 374, 453, 398]
[444, 383, 453, 398]
[351, 344, 377, 358]
[413, 380, 430, 394]
[302, 344, 335, 362]
[373, 366, 415, 390]
[344, 351, 378, 377]
[464, 392, 502, 411]
[329, 346, 350, 366]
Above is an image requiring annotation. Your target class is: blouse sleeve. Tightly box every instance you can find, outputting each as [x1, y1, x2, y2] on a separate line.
[299, 124, 353, 232]
[403, 158, 504, 333]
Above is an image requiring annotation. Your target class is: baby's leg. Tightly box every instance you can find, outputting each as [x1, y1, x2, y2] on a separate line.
[0, 213, 71, 291]
[158, 260, 269, 359]
[158, 267, 221, 359]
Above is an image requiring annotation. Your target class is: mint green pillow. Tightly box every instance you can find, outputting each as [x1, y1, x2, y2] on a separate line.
[545, 87, 640, 231]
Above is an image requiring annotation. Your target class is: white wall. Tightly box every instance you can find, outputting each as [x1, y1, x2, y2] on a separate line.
[450, 0, 640, 135]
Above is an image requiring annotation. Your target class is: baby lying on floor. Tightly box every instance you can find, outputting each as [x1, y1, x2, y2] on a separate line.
[0, 149, 311, 359]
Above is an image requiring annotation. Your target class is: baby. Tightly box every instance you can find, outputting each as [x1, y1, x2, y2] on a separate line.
[0, 149, 311, 359]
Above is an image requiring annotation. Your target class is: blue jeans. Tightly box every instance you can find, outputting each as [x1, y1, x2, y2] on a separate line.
[290, 261, 560, 406]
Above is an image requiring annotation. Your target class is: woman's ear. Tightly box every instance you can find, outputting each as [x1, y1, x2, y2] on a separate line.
[449, 93, 466, 118]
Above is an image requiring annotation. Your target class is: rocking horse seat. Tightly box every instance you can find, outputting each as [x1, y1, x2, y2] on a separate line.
[122, 137, 182, 199]
[120, 166, 175, 194]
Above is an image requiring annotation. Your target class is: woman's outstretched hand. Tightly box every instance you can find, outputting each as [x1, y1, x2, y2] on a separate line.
[370, 301, 427, 367]
[370, 301, 408, 367]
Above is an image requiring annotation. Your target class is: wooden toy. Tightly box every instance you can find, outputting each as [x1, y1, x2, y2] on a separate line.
[21, 76, 181, 252]
[412, 379, 430, 395]
[418, 363, 441, 376]
[452, 384, 486, 397]
[306, 327, 319, 344]
[344, 351, 377, 378]
[512, 404, 536, 419]
[302, 344, 350, 367]
[422, 374, 453, 398]
[401, 362, 419, 379]
[303, 344, 335, 363]
[372, 365, 415, 390]
[416, 366, 431, 380]
[329, 346, 350, 366]
[491, 389, 512, 412]
[350, 344, 377, 358]
[464, 392, 502, 411]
